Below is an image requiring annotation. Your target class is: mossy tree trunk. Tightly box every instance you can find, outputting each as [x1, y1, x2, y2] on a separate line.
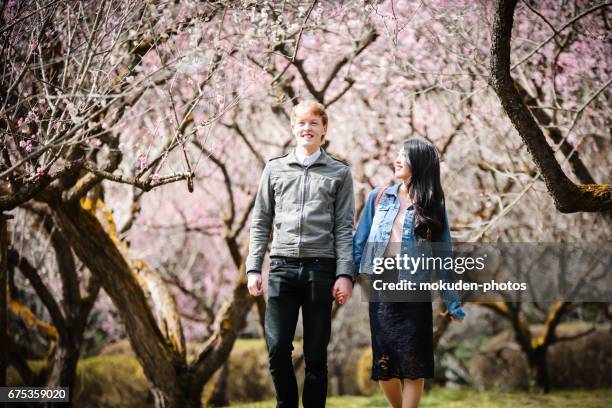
[48, 199, 255, 407]
[50, 200, 188, 406]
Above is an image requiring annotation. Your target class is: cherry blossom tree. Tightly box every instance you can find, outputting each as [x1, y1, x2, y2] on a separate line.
[2, 0, 610, 404]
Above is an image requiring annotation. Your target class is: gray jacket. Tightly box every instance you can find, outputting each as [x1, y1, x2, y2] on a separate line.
[246, 147, 355, 279]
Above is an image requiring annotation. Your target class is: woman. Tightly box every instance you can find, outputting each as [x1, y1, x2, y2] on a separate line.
[353, 137, 466, 408]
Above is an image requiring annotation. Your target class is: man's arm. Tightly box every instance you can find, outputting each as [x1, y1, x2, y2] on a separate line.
[334, 167, 355, 281]
[246, 163, 274, 275]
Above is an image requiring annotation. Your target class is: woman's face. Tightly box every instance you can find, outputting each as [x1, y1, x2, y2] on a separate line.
[394, 148, 412, 180]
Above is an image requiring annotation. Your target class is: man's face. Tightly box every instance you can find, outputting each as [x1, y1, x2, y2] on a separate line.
[292, 111, 326, 152]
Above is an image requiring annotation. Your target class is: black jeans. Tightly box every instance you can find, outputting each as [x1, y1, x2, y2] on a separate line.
[265, 256, 336, 408]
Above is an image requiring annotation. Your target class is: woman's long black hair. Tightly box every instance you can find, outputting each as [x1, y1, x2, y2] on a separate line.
[403, 137, 447, 242]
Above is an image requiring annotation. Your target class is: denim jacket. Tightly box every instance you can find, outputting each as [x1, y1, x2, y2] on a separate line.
[353, 183, 465, 319]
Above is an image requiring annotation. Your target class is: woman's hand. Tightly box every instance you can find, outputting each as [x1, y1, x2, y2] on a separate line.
[450, 315, 464, 323]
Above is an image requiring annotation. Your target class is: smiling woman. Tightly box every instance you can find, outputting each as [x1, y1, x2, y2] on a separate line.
[354, 137, 466, 408]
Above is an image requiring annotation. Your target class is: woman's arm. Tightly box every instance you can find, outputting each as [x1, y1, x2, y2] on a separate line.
[353, 188, 379, 274]
[437, 207, 466, 320]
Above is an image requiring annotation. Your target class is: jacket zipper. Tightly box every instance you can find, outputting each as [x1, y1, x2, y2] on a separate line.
[297, 165, 308, 256]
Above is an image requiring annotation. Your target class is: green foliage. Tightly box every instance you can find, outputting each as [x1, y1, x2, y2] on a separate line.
[73, 355, 151, 408]
[7, 355, 150, 408]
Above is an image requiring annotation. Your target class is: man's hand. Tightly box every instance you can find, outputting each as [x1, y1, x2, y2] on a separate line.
[247, 273, 263, 296]
[332, 276, 353, 305]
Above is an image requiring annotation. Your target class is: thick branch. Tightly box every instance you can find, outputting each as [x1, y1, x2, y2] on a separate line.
[8, 249, 69, 340]
[0, 159, 84, 211]
[518, 83, 595, 184]
[489, 0, 611, 213]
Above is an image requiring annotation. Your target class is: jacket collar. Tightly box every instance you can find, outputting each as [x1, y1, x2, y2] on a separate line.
[385, 182, 415, 209]
[385, 182, 403, 197]
[287, 147, 331, 167]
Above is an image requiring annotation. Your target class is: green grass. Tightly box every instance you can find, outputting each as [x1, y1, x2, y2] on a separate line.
[232, 387, 612, 408]
[230, 338, 268, 352]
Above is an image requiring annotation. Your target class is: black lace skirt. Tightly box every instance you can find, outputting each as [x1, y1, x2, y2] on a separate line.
[369, 301, 434, 380]
[367, 262, 434, 381]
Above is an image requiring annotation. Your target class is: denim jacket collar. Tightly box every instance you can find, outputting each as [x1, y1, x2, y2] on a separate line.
[380, 182, 413, 209]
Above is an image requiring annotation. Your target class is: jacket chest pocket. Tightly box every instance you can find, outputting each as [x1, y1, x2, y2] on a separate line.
[272, 174, 301, 206]
[307, 174, 337, 203]
[369, 203, 395, 241]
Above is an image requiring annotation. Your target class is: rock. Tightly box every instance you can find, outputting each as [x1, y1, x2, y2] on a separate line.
[468, 322, 612, 391]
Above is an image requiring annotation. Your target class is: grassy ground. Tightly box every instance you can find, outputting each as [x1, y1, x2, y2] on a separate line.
[232, 387, 612, 408]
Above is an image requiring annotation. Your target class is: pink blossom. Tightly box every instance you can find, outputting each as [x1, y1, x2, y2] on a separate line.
[555, 75, 568, 90]
[19, 140, 33, 152]
[138, 154, 147, 171]
[35, 167, 45, 177]
[26, 110, 37, 123]
[557, 53, 577, 70]
[152, 174, 161, 182]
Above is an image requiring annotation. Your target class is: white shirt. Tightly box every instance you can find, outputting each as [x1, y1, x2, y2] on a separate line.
[383, 194, 413, 257]
[295, 147, 321, 167]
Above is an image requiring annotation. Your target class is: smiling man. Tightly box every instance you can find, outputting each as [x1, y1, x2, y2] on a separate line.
[246, 100, 355, 408]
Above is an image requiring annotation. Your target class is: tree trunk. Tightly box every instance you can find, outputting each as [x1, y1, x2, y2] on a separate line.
[528, 347, 550, 393]
[49, 201, 186, 404]
[0, 213, 10, 386]
[188, 274, 256, 402]
[255, 296, 266, 338]
[45, 336, 79, 388]
[42, 337, 80, 408]
[206, 362, 230, 407]
[49, 199, 256, 408]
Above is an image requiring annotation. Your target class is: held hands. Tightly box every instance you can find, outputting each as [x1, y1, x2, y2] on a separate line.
[441, 300, 466, 323]
[450, 315, 465, 323]
[247, 273, 263, 296]
[439, 310, 464, 323]
[332, 276, 353, 305]
[440, 308, 465, 323]
[248, 273, 355, 303]
[449, 307, 466, 323]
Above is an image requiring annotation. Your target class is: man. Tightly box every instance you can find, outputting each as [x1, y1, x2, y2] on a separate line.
[246, 100, 355, 408]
